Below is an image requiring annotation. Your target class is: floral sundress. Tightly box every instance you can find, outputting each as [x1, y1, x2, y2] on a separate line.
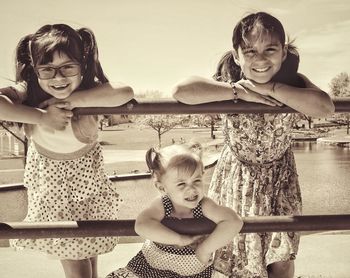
[209, 113, 302, 278]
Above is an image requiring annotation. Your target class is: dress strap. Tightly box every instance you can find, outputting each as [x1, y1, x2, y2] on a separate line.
[192, 200, 204, 218]
[161, 195, 174, 217]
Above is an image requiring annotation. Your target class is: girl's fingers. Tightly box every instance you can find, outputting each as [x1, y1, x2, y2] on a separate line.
[262, 99, 276, 106]
[263, 96, 283, 106]
[38, 100, 50, 108]
[54, 102, 69, 109]
[65, 111, 73, 117]
[238, 79, 255, 89]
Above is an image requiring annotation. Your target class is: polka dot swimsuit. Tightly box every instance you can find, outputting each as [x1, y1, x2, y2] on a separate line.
[106, 195, 214, 278]
[10, 142, 121, 260]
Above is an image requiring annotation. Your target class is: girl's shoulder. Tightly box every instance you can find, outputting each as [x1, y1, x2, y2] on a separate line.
[0, 81, 28, 103]
[199, 197, 218, 214]
[139, 196, 166, 220]
[147, 196, 167, 213]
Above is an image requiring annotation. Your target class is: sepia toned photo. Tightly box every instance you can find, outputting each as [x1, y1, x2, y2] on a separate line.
[0, 0, 349, 277]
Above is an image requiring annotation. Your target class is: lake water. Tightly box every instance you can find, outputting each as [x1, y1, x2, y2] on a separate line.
[1, 139, 349, 217]
[292, 141, 350, 215]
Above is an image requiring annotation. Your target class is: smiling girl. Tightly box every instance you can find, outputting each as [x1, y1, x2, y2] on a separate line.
[172, 12, 334, 278]
[0, 24, 134, 278]
[106, 143, 242, 278]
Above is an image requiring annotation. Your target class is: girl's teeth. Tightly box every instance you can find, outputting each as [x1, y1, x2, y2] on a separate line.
[186, 195, 197, 201]
[52, 84, 68, 89]
[254, 67, 269, 72]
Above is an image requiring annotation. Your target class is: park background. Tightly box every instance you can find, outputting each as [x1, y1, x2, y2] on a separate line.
[1, 0, 350, 277]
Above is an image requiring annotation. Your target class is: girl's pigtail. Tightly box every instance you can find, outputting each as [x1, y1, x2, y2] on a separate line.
[77, 28, 108, 88]
[272, 39, 305, 88]
[15, 34, 35, 82]
[145, 147, 160, 173]
[213, 51, 242, 83]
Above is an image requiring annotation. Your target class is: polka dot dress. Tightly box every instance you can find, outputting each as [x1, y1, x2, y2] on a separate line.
[10, 142, 121, 260]
[106, 196, 214, 278]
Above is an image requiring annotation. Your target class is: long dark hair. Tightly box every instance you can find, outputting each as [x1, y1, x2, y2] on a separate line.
[214, 12, 304, 88]
[15, 24, 108, 107]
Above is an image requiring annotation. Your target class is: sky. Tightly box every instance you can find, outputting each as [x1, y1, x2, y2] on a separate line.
[0, 0, 349, 95]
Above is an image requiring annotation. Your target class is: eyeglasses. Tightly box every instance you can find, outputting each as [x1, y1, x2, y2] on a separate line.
[35, 63, 81, 80]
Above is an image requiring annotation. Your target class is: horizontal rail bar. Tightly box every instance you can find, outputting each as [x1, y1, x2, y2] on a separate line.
[0, 159, 218, 191]
[0, 173, 152, 192]
[74, 98, 350, 115]
[1, 214, 349, 239]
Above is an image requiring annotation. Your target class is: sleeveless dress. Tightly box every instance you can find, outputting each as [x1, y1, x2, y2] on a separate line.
[209, 113, 302, 278]
[106, 195, 214, 278]
[10, 141, 121, 260]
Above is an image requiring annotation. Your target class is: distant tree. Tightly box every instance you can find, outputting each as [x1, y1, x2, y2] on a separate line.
[137, 115, 184, 147]
[132, 90, 184, 147]
[189, 114, 221, 139]
[329, 72, 350, 134]
[329, 72, 350, 97]
[136, 90, 164, 99]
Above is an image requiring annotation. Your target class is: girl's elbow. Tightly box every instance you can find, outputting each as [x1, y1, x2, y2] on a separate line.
[321, 102, 335, 118]
[313, 97, 335, 118]
[172, 85, 199, 105]
[134, 220, 145, 236]
[230, 214, 243, 234]
[124, 86, 135, 102]
[113, 85, 134, 105]
[172, 85, 188, 103]
[237, 217, 244, 233]
[221, 212, 243, 235]
[120, 85, 134, 101]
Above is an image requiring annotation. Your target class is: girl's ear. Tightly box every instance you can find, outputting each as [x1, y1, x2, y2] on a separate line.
[232, 50, 240, 66]
[282, 44, 288, 62]
[155, 181, 166, 194]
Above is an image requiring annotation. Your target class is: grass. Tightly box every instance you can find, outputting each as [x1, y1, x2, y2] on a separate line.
[0, 124, 220, 184]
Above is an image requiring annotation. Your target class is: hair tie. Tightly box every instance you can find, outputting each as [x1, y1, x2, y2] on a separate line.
[146, 147, 158, 172]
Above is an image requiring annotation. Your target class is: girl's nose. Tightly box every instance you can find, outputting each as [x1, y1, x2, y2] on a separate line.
[187, 184, 197, 193]
[255, 52, 267, 62]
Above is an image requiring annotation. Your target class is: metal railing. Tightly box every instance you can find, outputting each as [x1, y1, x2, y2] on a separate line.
[1, 215, 350, 239]
[74, 97, 350, 115]
[1, 98, 350, 239]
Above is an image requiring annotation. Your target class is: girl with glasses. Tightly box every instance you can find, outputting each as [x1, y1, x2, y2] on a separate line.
[0, 23, 134, 278]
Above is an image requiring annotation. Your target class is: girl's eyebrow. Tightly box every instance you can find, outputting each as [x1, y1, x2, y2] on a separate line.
[242, 42, 279, 49]
[38, 60, 76, 67]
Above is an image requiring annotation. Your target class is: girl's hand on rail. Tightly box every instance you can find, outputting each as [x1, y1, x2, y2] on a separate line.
[236, 79, 283, 106]
[176, 234, 203, 247]
[195, 247, 212, 265]
[39, 97, 73, 110]
[39, 103, 73, 130]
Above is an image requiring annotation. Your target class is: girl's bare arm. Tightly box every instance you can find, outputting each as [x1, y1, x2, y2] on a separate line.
[65, 82, 134, 108]
[135, 198, 200, 246]
[196, 197, 243, 262]
[0, 91, 72, 130]
[172, 76, 280, 106]
[241, 74, 335, 117]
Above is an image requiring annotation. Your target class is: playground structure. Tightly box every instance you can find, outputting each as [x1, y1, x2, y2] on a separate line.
[0, 130, 21, 157]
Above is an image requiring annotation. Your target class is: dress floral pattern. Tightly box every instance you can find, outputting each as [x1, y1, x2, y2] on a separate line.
[208, 113, 302, 278]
